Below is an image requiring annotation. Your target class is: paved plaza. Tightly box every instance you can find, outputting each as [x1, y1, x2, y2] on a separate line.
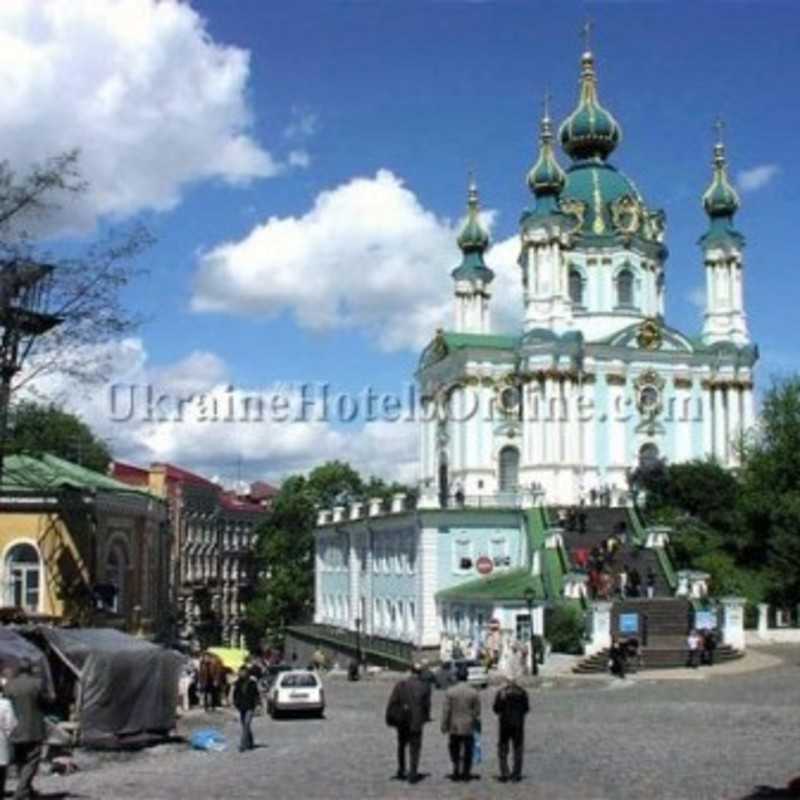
[33, 646, 800, 800]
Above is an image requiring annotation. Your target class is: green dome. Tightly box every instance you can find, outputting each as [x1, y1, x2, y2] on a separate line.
[559, 51, 621, 161]
[527, 110, 566, 197]
[452, 178, 494, 284]
[703, 142, 740, 219]
[559, 161, 642, 237]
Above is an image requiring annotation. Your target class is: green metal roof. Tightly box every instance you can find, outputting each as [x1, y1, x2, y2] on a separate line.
[1, 453, 152, 496]
[442, 332, 518, 350]
[436, 568, 545, 603]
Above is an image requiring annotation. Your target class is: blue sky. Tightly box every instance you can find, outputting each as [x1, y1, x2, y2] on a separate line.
[3, 1, 797, 483]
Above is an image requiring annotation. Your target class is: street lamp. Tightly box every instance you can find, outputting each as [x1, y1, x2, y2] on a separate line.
[354, 616, 363, 672]
[0, 261, 61, 482]
[523, 586, 538, 677]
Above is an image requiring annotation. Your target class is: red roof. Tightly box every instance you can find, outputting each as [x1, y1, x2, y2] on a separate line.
[219, 492, 267, 513]
[249, 481, 279, 500]
[111, 461, 150, 486]
[152, 462, 219, 489]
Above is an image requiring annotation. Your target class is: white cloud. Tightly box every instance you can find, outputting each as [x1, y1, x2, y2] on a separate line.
[284, 108, 318, 140]
[23, 339, 419, 484]
[0, 0, 280, 231]
[737, 164, 780, 193]
[192, 170, 523, 351]
[288, 150, 311, 169]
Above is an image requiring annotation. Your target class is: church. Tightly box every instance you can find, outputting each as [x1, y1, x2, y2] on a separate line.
[311, 41, 756, 661]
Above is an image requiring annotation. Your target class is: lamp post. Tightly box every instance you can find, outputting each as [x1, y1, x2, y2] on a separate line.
[523, 586, 538, 677]
[0, 261, 61, 482]
[355, 616, 363, 672]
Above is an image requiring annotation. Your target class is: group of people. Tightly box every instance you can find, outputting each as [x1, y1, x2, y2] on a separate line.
[687, 629, 718, 668]
[385, 663, 530, 785]
[0, 658, 52, 800]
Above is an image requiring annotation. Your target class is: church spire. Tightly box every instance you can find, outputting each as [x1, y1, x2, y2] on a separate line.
[558, 24, 622, 162]
[702, 119, 740, 222]
[700, 119, 744, 250]
[527, 92, 566, 201]
[452, 174, 493, 283]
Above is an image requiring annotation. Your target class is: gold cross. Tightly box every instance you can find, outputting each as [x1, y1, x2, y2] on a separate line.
[713, 116, 725, 143]
[581, 19, 593, 52]
[542, 89, 552, 120]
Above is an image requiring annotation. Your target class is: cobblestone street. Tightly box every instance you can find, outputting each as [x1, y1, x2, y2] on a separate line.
[33, 647, 800, 800]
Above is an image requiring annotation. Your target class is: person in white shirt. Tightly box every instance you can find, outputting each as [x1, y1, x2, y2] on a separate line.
[0, 671, 19, 800]
[687, 630, 702, 668]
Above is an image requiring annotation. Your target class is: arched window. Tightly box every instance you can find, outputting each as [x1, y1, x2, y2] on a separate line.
[639, 443, 660, 471]
[617, 268, 634, 307]
[568, 269, 584, 306]
[5, 543, 40, 613]
[498, 446, 520, 493]
[106, 542, 129, 615]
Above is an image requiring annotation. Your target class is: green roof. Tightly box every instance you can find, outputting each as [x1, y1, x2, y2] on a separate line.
[1, 453, 152, 496]
[442, 332, 517, 351]
[436, 568, 545, 603]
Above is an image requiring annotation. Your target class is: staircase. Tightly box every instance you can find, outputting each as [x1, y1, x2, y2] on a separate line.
[573, 641, 743, 673]
[555, 506, 672, 598]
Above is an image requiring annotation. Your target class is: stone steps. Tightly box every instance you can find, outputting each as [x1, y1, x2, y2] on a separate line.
[572, 644, 743, 673]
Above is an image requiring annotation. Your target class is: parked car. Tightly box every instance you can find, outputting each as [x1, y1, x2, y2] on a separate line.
[267, 670, 325, 718]
[434, 659, 489, 689]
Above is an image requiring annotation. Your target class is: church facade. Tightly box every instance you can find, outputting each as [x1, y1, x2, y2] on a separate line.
[313, 44, 757, 654]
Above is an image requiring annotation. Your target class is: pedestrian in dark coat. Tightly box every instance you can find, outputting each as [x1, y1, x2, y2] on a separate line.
[493, 673, 530, 783]
[441, 666, 481, 782]
[232, 667, 260, 752]
[385, 663, 431, 784]
[5, 659, 50, 800]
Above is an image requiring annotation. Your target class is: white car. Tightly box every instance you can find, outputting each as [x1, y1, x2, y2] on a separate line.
[267, 670, 325, 718]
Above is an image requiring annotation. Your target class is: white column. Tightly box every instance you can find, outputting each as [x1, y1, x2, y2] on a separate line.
[720, 597, 746, 651]
[701, 381, 713, 458]
[713, 386, 726, 460]
[418, 525, 440, 647]
[757, 603, 769, 638]
[314, 537, 323, 623]
[585, 601, 612, 656]
[728, 386, 741, 466]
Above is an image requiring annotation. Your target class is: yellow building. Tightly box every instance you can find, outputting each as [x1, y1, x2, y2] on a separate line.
[0, 454, 170, 636]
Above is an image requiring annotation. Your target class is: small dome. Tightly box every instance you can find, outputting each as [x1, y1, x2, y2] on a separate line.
[559, 51, 622, 161]
[452, 177, 494, 284]
[703, 142, 740, 219]
[456, 178, 490, 252]
[527, 109, 566, 197]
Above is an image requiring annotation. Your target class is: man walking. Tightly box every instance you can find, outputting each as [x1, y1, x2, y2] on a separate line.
[5, 659, 49, 800]
[385, 662, 431, 784]
[493, 672, 530, 783]
[441, 666, 481, 782]
[232, 666, 260, 752]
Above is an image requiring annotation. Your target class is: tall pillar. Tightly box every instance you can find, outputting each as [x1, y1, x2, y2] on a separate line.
[713, 386, 726, 460]
[348, 530, 360, 630]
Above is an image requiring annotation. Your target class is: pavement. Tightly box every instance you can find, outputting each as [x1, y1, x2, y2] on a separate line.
[28, 644, 800, 800]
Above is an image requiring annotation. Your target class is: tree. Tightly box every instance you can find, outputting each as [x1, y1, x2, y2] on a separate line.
[245, 462, 415, 646]
[6, 401, 111, 473]
[0, 150, 150, 392]
[739, 377, 800, 603]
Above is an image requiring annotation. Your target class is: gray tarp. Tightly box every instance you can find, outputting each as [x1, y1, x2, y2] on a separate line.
[0, 627, 54, 696]
[37, 627, 181, 746]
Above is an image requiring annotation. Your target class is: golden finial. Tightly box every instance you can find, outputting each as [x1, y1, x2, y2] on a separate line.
[581, 18, 593, 55]
[467, 169, 478, 208]
[712, 117, 727, 166]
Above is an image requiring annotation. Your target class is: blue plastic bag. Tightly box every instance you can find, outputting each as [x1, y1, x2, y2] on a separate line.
[189, 728, 227, 752]
[472, 731, 482, 765]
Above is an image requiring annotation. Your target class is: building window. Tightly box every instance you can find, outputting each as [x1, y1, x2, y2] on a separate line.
[106, 542, 129, 615]
[454, 539, 473, 572]
[616, 268, 634, 307]
[490, 537, 510, 568]
[639, 442, 660, 471]
[498, 446, 520, 493]
[5, 543, 40, 613]
[568, 269, 584, 306]
[398, 600, 405, 633]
